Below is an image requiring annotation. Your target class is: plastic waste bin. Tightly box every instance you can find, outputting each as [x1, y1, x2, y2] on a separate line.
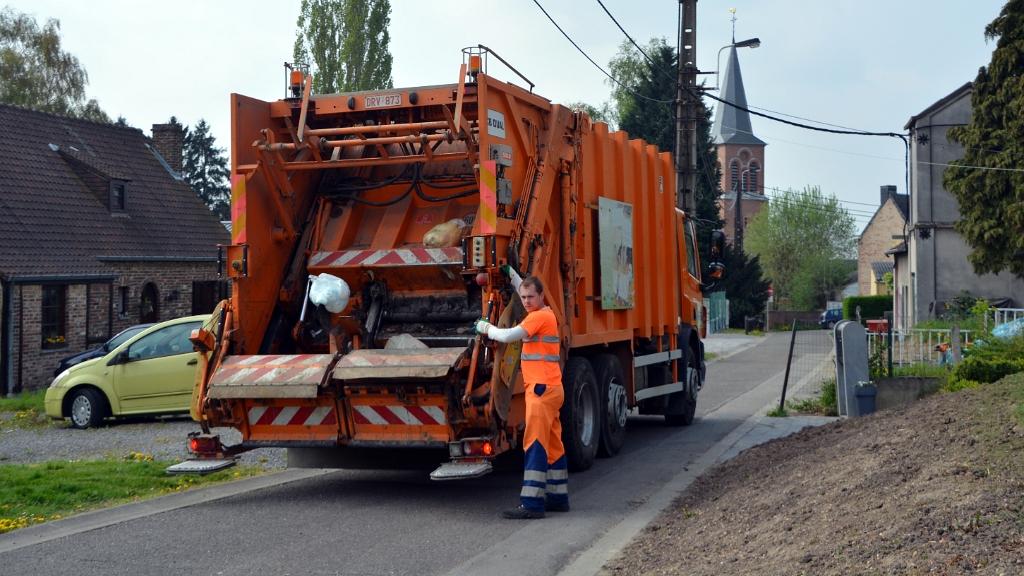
[855, 383, 877, 416]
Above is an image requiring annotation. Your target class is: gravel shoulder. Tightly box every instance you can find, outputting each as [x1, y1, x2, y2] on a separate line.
[0, 416, 286, 470]
[603, 374, 1024, 576]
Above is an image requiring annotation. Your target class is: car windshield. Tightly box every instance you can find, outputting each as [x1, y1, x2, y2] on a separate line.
[106, 326, 147, 350]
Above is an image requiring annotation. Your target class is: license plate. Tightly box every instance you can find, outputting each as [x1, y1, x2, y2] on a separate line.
[364, 93, 402, 109]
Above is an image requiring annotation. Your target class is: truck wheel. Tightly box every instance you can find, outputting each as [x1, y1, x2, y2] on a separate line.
[594, 354, 627, 457]
[68, 388, 108, 429]
[664, 348, 699, 427]
[561, 356, 599, 472]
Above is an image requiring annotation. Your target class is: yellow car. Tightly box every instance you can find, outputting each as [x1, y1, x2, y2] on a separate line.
[45, 314, 210, 429]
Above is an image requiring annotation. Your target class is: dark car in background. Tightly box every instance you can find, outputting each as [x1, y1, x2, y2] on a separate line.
[820, 308, 843, 329]
[53, 324, 153, 377]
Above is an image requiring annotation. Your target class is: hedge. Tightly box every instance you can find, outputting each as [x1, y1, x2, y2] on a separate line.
[842, 295, 892, 320]
[952, 356, 1024, 384]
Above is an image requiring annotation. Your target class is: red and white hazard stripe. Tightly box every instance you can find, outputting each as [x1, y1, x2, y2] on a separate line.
[309, 247, 463, 268]
[247, 406, 337, 427]
[212, 354, 332, 388]
[352, 405, 446, 426]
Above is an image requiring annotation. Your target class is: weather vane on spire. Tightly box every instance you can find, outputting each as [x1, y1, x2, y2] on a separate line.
[729, 7, 737, 43]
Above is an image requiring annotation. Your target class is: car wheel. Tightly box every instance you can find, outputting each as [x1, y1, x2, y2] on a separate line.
[827, 321, 836, 330]
[594, 353, 627, 457]
[665, 347, 699, 427]
[560, 356, 599, 472]
[68, 388, 108, 429]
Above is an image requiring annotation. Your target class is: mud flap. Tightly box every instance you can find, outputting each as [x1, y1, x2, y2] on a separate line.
[165, 459, 236, 475]
[430, 460, 493, 481]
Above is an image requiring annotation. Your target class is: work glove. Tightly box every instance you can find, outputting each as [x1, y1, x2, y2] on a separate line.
[475, 319, 492, 336]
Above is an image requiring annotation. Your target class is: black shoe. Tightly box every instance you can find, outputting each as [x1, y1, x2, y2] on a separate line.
[502, 506, 545, 519]
[545, 501, 570, 512]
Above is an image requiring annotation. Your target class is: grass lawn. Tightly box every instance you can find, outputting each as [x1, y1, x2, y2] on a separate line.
[0, 389, 51, 429]
[0, 457, 261, 534]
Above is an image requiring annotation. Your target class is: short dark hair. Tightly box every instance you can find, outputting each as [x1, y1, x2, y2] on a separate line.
[520, 275, 544, 294]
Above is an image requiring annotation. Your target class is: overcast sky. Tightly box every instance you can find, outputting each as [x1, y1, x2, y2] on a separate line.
[6, 0, 1006, 230]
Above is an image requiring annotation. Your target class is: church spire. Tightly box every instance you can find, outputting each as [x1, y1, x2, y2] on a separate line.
[711, 42, 765, 146]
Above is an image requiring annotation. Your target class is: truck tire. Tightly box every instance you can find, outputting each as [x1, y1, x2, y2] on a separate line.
[664, 347, 699, 427]
[561, 356, 599, 471]
[594, 354, 627, 457]
[68, 387, 108, 429]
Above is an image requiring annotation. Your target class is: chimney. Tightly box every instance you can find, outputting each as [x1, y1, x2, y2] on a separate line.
[879, 184, 897, 206]
[151, 122, 185, 173]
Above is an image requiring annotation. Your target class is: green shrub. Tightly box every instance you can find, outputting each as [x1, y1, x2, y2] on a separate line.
[842, 295, 892, 321]
[952, 356, 1024, 384]
[943, 378, 982, 393]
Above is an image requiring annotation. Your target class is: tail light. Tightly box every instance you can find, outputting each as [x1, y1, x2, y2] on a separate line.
[448, 437, 495, 458]
[462, 438, 494, 457]
[188, 433, 222, 456]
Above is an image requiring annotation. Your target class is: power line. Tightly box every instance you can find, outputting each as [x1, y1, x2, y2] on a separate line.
[532, 0, 674, 104]
[595, 0, 678, 85]
[590, 0, 905, 141]
[542, 2, 917, 222]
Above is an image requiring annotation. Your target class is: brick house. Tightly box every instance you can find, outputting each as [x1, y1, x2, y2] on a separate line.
[857, 185, 908, 295]
[0, 105, 229, 394]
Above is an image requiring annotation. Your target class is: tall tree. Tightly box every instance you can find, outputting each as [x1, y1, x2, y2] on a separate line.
[944, 0, 1024, 278]
[719, 243, 770, 328]
[563, 101, 615, 127]
[606, 38, 726, 269]
[293, 0, 393, 94]
[0, 7, 108, 121]
[183, 119, 231, 221]
[744, 186, 856, 309]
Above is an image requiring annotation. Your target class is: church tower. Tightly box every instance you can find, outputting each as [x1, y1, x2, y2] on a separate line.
[712, 44, 767, 247]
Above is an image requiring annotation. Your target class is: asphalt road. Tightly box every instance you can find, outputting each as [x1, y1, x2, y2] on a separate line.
[0, 332, 815, 576]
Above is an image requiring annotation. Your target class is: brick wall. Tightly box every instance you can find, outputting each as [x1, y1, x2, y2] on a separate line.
[8, 261, 220, 392]
[857, 201, 905, 295]
[716, 143, 767, 245]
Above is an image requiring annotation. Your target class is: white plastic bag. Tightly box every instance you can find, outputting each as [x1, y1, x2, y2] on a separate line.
[308, 273, 350, 313]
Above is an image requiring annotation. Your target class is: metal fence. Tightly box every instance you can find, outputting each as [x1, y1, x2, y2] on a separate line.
[867, 328, 974, 366]
[990, 307, 1024, 328]
[705, 291, 729, 335]
[781, 323, 835, 402]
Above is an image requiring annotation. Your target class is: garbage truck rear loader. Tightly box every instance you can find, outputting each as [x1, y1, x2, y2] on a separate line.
[182, 49, 724, 479]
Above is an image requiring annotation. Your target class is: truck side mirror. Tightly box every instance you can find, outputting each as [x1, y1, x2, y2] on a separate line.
[706, 230, 726, 280]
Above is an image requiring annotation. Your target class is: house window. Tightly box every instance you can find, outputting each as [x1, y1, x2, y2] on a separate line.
[41, 285, 67, 349]
[110, 180, 127, 212]
[192, 280, 228, 314]
[119, 286, 130, 319]
[729, 160, 740, 192]
[748, 162, 760, 194]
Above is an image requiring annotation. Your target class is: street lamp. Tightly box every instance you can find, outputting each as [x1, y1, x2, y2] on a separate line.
[711, 37, 760, 91]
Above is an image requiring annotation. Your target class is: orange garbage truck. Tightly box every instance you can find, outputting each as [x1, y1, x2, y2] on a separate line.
[177, 48, 724, 479]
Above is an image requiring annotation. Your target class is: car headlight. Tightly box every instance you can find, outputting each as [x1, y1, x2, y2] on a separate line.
[51, 369, 71, 387]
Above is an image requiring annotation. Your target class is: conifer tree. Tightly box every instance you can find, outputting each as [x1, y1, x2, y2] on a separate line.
[182, 119, 231, 220]
[944, 0, 1024, 278]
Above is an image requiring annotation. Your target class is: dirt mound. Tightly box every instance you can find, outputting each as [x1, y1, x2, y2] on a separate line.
[604, 375, 1024, 575]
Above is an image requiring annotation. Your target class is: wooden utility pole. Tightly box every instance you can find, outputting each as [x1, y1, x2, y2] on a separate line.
[675, 0, 698, 213]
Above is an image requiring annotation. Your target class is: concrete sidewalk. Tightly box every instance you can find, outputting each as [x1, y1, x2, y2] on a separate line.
[703, 332, 764, 359]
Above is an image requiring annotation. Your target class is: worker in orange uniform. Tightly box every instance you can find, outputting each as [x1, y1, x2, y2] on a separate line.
[476, 276, 568, 519]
